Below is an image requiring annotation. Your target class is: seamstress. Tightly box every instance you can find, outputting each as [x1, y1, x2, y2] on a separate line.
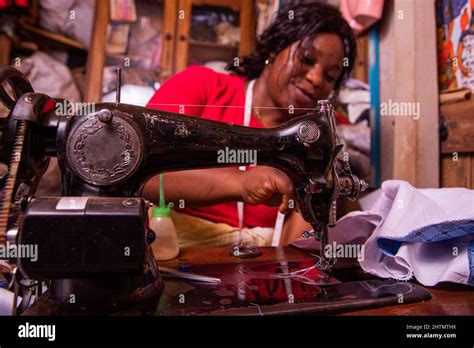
[144, 2, 356, 247]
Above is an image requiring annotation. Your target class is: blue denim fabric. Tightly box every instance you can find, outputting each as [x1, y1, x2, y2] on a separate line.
[468, 240, 474, 286]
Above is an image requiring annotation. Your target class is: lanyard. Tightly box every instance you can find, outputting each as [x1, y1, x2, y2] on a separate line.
[238, 80, 285, 245]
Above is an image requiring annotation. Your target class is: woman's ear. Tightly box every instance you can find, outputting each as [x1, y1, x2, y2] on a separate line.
[265, 53, 276, 66]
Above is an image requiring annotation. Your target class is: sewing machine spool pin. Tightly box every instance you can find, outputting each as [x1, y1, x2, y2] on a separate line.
[115, 67, 121, 105]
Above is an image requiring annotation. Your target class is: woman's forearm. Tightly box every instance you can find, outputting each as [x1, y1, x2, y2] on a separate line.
[142, 168, 242, 207]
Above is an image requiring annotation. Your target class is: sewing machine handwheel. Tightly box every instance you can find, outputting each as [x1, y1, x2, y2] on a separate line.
[0, 66, 41, 196]
[0, 66, 34, 107]
[0, 66, 34, 128]
[0, 66, 33, 167]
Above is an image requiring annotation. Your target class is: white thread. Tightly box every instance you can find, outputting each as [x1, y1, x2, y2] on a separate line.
[271, 255, 329, 285]
[249, 302, 264, 316]
[146, 103, 317, 111]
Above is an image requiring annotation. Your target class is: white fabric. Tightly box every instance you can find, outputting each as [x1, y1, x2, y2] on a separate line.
[102, 84, 157, 106]
[0, 288, 21, 315]
[293, 180, 474, 286]
[17, 51, 81, 102]
[337, 88, 370, 123]
[38, 0, 95, 49]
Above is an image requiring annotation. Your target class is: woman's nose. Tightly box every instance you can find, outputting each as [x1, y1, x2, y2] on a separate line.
[304, 66, 323, 89]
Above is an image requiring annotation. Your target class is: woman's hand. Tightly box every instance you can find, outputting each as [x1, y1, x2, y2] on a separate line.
[239, 166, 294, 214]
[143, 167, 295, 213]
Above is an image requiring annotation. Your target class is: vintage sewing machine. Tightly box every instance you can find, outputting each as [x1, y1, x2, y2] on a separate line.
[0, 66, 372, 314]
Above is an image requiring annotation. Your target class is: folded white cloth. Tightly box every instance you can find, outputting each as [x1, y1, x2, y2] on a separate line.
[0, 288, 22, 315]
[293, 180, 474, 286]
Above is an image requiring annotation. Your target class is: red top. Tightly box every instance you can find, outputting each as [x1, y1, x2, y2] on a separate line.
[146, 66, 279, 228]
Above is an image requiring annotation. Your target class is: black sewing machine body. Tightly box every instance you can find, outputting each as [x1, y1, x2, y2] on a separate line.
[0, 66, 367, 314]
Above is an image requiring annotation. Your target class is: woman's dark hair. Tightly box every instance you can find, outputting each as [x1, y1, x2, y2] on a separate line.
[227, 2, 357, 90]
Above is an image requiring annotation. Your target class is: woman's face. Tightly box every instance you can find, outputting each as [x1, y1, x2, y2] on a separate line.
[264, 33, 344, 115]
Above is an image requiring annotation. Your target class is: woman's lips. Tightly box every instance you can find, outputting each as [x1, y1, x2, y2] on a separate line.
[293, 84, 316, 106]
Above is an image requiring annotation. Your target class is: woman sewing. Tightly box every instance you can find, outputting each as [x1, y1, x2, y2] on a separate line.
[143, 2, 356, 248]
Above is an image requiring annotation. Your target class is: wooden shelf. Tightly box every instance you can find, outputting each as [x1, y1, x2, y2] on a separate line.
[174, 0, 255, 73]
[18, 18, 86, 51]
[187, 0, 242, 10]
[440, 99, 474, 154]
[189, 39, 237, 49]
[0, 34, 11, 65]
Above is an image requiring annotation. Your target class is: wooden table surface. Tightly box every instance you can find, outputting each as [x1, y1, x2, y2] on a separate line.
[158, 246, 474, 316]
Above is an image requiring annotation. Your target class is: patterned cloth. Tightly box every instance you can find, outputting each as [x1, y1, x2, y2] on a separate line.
[293, 180, 474, 286]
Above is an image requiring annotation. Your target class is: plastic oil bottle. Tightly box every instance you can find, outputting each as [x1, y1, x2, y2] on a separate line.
[149, 174, 179, 260]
